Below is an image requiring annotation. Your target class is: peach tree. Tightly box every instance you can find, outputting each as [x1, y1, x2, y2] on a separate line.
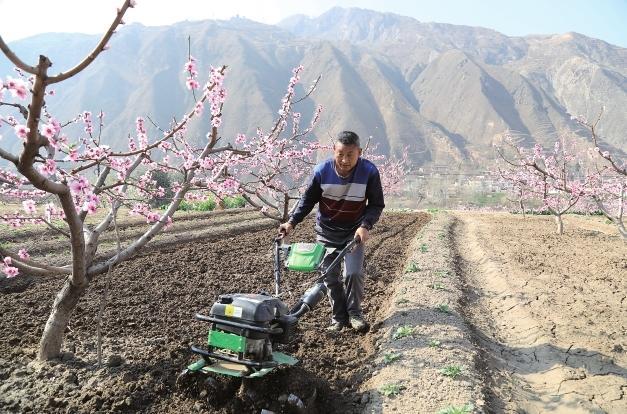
[0, 0, 323, 359]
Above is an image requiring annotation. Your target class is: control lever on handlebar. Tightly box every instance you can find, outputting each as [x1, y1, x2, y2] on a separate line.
[276, 227, 286, 239]
[353, 234, 361, 247]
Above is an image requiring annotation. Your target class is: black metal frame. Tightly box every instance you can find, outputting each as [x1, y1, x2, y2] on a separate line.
[195, 314, 283, 335]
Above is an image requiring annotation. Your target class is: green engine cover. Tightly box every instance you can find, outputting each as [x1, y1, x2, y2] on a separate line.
[208, 329, 247, 353]
[287, 243, 326, 272]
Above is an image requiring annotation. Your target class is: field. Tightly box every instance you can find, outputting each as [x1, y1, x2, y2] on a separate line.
[0, 210, 625, 413]
[453, 212, 626, 413]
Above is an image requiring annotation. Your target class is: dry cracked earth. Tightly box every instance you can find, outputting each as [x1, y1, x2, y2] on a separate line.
[452, 212, 626, 414]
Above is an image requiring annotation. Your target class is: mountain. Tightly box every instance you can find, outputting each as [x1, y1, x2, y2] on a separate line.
[1, 8, 625, 170]
[279, 8, 627, 155]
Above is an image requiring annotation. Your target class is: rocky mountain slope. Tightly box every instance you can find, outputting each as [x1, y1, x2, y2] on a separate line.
[1, 7, 625, 169]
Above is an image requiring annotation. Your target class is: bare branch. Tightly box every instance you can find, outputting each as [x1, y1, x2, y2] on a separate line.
[241, 193, 281, 221]
[0, 246, 71, 275]
[0, 36, 38, 74]
[293, 74, 321, 104]
[0, 101, 29, 119]
[0, 146, 19, 164]
[41, 217, 71, 238]
[47, 1, 135, 84]
[145, 115, 165, 134]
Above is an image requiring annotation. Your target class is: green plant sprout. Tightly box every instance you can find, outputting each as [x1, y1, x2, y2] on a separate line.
[379, 383, 405, 397]
[428, 339, 441, 348]
[396, 298, 410, 305]
[392, 325, 414, 339]
[429, 282, 445, 290]
[437, 403, 474, 414]
[383, 352, 402, 364]
[405, 261, 420, 273]
[420, 243, 428, 253]
[436, 270, 450, 278]
[440, 364, 464, 379]
[436, 304, 451, 314]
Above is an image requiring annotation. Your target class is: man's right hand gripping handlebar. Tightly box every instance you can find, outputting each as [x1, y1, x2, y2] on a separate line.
[278, 222, 294, 239]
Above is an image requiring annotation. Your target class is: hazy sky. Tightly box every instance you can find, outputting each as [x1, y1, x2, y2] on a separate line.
[1, 0, 626, 47]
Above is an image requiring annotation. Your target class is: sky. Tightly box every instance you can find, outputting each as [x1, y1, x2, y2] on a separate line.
[0, 0, 626, 47]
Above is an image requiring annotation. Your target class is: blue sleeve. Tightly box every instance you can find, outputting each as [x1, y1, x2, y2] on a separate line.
[361, 169, 385, 229]
[288, 170, 322, 226]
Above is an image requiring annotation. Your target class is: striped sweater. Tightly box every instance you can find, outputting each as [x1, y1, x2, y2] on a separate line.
[289, 158, 385, 242]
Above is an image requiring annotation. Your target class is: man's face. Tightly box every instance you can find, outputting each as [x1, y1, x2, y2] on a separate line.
[333, 142, 362, 176]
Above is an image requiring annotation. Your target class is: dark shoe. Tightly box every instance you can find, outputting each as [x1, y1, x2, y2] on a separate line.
[349, 315, 369, 333]
[326, 322, 345, 332]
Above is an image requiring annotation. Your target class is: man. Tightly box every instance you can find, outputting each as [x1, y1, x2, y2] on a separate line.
[279, 131, 385, 332]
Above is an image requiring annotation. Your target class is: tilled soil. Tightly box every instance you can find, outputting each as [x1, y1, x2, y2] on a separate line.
[0, 208, 273, 266]
[0, 212, 429, 414]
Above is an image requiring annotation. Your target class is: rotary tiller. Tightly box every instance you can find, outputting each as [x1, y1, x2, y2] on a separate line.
[181, 235, 360, 379]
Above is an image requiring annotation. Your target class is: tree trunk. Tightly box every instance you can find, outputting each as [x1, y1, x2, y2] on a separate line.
[38, 277, 88, 360]
[593, 197, 626, 241]
[618, 222, 627, 241]
[554, 214, 564, 235]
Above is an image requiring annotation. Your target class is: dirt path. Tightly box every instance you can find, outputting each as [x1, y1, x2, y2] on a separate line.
[451, 212, 626, 413]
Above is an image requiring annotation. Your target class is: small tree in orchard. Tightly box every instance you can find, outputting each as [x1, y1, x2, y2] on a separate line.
[573, 111, 626, 239]
[495, 132, 592, 234]
[494, 114, 626, 240]
[0, 1, 322, 360]
[493, 166, 532, 217]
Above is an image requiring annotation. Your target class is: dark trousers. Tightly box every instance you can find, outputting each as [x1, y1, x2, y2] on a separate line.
[320, 242, 365, 324]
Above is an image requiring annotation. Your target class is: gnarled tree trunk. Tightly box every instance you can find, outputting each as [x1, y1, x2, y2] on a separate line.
[38, 277, 88, 359]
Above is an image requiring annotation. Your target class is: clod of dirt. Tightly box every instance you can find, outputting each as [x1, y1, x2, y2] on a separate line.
[60, 351, 75, 362]
[106, 354, 124, 367]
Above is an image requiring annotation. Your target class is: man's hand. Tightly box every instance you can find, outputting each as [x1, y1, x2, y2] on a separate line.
[279, 222, 294, 237]
[355, 226, 370, 243]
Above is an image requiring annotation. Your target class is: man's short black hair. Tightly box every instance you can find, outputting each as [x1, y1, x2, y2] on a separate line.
[336, 131, 360, 147]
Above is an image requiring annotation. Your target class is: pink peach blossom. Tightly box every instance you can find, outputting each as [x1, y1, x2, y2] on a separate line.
[14, 124, 29, 140]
